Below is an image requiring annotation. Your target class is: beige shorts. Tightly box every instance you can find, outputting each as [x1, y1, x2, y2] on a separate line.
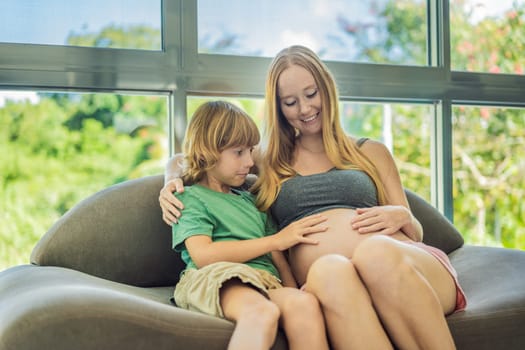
[173, 262, 282, 318]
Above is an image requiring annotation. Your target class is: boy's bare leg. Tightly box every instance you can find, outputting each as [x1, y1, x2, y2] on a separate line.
[268, 287, 329, 350]
[220, 279, 280, 350]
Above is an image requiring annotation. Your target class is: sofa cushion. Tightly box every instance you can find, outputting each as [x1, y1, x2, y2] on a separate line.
[30, 175, 184, 287]
[447, 245, 525, 349]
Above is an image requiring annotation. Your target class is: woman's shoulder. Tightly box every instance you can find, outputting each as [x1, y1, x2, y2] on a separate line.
[354, 137, 370, 147]
[355, 138, 393, 163]
[350, 136, 386, 151]
[348, 136, 383, 149]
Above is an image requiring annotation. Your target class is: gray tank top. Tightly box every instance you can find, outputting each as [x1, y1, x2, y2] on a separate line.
[269, 138, 377, 230]
[270, 169, 378, 229]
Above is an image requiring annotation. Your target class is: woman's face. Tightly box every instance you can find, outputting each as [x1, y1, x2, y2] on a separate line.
[277, 64, 322, 136]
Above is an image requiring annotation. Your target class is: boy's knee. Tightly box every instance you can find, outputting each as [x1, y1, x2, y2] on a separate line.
[244, 298, 280, 326]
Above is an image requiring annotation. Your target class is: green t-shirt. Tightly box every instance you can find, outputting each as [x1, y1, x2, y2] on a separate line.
[172, 184, 279, 278]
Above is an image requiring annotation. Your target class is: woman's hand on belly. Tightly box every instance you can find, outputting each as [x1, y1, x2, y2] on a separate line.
[351, 205, 411, 236]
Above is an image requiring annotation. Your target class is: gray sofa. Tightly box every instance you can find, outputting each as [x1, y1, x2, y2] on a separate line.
[0, 175, 524, 350]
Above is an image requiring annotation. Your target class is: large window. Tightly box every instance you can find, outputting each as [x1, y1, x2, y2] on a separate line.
[1, 0, 524, 270]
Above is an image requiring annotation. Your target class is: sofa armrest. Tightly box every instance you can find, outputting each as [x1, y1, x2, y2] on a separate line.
[30, 175, 184, 287]
[405, 189, 464, 253]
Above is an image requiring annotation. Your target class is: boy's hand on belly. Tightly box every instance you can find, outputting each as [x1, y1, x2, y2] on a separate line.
[274, 214, 329, 251]
[350, 206, 410, 235]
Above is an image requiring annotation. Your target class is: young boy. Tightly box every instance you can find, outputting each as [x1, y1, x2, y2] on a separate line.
[172, 101, 329, 350]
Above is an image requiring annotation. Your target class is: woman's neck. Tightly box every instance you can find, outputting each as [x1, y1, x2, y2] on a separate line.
[296, 135, 325, 154]
[293, 135, 334, 175]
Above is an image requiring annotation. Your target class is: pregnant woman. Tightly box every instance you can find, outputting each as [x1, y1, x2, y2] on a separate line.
[160, 45, 466, 350]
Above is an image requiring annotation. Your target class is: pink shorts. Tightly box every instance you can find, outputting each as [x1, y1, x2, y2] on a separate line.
[407, 241, 467, 313]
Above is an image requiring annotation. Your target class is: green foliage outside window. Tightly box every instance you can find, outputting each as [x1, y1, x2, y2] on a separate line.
[0, 91, 168, 270]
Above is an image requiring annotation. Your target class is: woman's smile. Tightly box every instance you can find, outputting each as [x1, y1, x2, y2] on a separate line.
[301, 113, 319, 123]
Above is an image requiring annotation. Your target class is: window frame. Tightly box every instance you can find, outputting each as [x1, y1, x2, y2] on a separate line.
[1, 0, 524, 222]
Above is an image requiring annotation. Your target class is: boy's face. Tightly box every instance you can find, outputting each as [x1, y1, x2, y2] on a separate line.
[207, 145, 254, 191]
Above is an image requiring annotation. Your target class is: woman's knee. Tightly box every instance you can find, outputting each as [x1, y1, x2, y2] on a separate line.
[280, 292, 324, 328]
[354, 236, 405, 270]
[282, 291, 322, 317]
[308, 254, 355, 281]
[305, 254, 359, 297]
[353, 236, 416, 293]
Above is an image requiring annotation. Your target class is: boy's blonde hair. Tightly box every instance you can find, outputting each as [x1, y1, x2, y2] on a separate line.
[253, 45, 387, 211]
[182, 101, 260, 184]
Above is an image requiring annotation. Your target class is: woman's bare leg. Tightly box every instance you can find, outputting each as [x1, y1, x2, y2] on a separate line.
[268, 287, 329, 350]
[304, 254, 393, 350]
[220, 279, 280, 350]
[352, 235, 457, 350]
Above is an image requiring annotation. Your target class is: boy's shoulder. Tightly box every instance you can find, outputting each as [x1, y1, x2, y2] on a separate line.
[182, 185, 254, 203]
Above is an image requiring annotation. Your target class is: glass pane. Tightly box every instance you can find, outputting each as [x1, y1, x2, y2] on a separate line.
[0, 90, 168, 270]
[187, 96, 265, 127]
[452, 105, 525, 249]
[340, 102, 432, 200]
[450, 0, 525, 74]
[198, 0, 427, 65]
[0, 0, 161, 50]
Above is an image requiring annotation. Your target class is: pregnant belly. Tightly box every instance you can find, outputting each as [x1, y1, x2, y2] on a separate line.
[288, 208, 408, 285]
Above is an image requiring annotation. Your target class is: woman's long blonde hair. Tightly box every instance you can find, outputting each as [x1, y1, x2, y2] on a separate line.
[253, 45, 387, 211]
[182, 100, 260, 184]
